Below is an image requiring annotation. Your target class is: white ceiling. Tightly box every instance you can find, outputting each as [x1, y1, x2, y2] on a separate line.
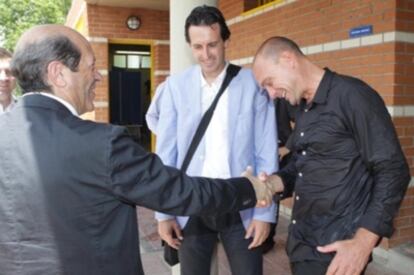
[84, 0, 169, 10]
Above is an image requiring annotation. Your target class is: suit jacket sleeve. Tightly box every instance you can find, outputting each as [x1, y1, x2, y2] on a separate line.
[107, 126, 257, 216]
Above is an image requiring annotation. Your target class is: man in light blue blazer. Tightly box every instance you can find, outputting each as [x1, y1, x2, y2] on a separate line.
[155, 6, 277, 275]
[145, 81, 165, 134]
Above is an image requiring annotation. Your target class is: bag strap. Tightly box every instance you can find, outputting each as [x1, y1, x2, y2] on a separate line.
[181, 64, 242, 172]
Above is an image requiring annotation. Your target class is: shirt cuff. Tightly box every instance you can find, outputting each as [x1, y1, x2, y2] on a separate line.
[274, 171, 294, 199]
[357, 214, 394, 238]
[253, 202, 277, 223]
[229, 177, 257, 210]
[155, 212, 175, 222]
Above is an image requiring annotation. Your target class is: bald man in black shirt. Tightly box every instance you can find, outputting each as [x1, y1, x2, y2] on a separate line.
[252, 36, 410, 275]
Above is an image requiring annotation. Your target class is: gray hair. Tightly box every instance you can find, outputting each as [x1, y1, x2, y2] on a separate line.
[0, 47, 12, 59]
[11, 35, 81, 94]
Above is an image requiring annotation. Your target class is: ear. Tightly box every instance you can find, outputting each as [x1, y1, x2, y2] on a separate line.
[224, 38, 230, 49]
[46, 61, 67, 88]
[279, 51, 297, 69]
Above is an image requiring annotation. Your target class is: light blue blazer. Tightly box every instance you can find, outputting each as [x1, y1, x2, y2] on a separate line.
[155, 64, 278, 230]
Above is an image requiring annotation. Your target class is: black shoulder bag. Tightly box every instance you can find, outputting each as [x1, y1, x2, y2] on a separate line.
[163, 64, 241, 266]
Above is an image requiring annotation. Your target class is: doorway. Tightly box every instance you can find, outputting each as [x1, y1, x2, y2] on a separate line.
[109, 44, 152, 150]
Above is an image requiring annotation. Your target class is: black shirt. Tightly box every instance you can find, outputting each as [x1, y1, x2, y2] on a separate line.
[274, 98, 297, 147]
[277, 68, 410, 263]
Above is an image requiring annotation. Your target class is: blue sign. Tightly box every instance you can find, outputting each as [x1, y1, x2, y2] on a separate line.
[349, 25, 373, 38]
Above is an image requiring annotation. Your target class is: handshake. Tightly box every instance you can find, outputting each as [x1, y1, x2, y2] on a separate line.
[242, 166, 284, 207]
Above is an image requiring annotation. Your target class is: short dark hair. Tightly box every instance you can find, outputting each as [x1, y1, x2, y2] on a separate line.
[185, 5, 231, 43]
[11, 35, 81, 94]
[255, 36, 304, 65]
[0, 47, 12, 59]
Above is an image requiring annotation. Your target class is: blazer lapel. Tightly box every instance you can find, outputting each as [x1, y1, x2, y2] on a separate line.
[227, 74, 243, 155]
[185, 66, 203, 137]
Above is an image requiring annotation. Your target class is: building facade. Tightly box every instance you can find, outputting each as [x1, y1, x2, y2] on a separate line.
[66, 0, 414, 250]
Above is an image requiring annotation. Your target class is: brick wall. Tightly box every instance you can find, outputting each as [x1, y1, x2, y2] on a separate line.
[66, 2, 170, 122]
[224, 0, 397, 64]
[153, 43, 170, 89]
[219, 0, 414, 249]
[219, 0, 245, 19]
[153, 44, 170, 71]
[389, 187, 414, 247]
[85, 5, 170, 121]
[64, 0, 414, 248]
[86, 5, 169, 40]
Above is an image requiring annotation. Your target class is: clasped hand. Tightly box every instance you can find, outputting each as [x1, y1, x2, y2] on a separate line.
[241, 166, 277, 207]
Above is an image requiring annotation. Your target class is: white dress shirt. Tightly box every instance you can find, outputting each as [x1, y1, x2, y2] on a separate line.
[200, 64, 231, 179]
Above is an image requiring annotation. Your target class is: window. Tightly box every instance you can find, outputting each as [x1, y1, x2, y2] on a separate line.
[258, 0, 276, 5]
[127, 55, 140, 69]
[113, 51, 151, 69]
[113, 55, 126, 68]
[244, 0, 280, 12]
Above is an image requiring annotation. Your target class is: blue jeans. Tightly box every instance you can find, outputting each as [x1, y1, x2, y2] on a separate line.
[179, 214, 263, 275]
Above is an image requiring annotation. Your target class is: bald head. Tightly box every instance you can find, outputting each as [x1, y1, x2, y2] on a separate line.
[253, 36, 324, 105]
[11, 25, 86, 93]
[254, 36, 304, 64]
[15, 25, 87, 52]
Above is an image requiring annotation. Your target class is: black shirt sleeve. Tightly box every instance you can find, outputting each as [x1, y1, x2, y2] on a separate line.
[341, 79, 410, 237]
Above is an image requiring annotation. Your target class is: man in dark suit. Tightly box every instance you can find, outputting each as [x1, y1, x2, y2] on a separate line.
[0, 24, 272, 275]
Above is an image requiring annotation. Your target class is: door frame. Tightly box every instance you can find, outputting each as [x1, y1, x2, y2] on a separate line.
[108, 38, 155, 150]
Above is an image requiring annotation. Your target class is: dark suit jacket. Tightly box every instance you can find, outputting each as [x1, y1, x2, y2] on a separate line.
[0, 94, 256, 275]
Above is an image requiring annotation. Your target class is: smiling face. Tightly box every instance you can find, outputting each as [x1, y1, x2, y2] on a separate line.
[0, 57, 16, 104]
[253, 54, 302, 106]
[188, 23, 228, 80]
[69, 43, 102, 114]
[59, 35, 102, 115]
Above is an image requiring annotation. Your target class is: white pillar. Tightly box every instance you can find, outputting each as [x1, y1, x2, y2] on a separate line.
[170, 0, 217, 74]
[169, 1, 218, 274]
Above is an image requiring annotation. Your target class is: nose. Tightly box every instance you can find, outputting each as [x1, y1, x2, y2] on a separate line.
[201, 47, 209, 60]
[95, 70, 103, 81]
[264, 86, 278, 100]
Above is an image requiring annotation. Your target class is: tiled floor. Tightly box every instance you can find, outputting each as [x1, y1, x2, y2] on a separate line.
[137, 207, 409, 275]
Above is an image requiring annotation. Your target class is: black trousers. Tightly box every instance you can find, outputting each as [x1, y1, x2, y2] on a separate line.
[178, 213, 263, 275]
[291, 260, 367, 275]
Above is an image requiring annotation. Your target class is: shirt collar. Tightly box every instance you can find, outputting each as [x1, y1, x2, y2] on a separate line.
[200, 62, 228, 89]
[313, 68, 335, 104]
[23, 92, 79, 116]
[300, 68, 335, 110]
[8, 97, 16, 110]
[0, 96, 17, 113]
